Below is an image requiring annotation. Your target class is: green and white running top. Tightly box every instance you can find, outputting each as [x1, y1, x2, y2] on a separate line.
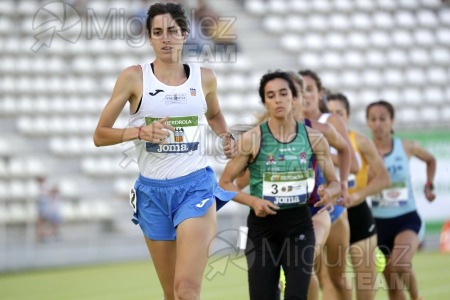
[249, 121, 316, 210]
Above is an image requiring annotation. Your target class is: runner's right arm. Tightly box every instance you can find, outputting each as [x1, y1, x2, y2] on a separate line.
[219, 128, 279, 217]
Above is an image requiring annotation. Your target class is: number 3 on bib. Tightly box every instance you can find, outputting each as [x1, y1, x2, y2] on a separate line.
[262, 170, 315, 209]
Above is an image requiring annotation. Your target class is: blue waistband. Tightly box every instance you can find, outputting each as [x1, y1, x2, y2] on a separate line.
[137, 167, 211, 187]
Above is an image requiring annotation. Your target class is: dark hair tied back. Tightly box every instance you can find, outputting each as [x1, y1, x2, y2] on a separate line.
[366, 100, 396, 134]
[146, 2, 190, 38]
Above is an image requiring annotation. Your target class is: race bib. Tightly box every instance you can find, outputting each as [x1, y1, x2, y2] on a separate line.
[262, 170, 315, 208]
[370, 182, 408, 208]
[145, 116, 200, 153]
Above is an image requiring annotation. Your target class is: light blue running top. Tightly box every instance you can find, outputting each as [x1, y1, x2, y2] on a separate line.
[371, 138, 416, 218]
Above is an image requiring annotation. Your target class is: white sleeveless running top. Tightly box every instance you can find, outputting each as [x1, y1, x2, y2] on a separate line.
[128, 63, 208, 179]
[318, 113, 334, 154]
[318, 113, 331, 124]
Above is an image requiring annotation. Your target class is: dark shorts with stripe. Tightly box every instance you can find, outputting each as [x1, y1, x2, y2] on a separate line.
[348, 200, 377, 245]
[374, 210, 422, 256]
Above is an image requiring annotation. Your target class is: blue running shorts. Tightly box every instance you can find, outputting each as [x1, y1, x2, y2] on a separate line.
[307, 163, 345, 224]
[309, 204, 344, 224]
[130, 166, 236, 241]
[329, 204, 345, 223]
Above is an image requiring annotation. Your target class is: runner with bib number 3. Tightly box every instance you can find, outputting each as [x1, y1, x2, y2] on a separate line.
[220, 71, 340, 300]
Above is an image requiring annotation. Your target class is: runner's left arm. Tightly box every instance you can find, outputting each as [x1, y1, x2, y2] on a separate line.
[349, 135, 390, 207]
[308, 128, 340, 213]
[202, 67, 237, 158]
[404, 140, 436, 202]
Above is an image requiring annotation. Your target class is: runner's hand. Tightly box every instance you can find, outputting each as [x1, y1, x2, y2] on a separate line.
[251, 197, 279, 217]
[140, 116, 175, 144]
[424, 184, 436, 202]
[337, 185, 351, 207]
[222, 133, 238, 159]
[315, 185, 334, 214]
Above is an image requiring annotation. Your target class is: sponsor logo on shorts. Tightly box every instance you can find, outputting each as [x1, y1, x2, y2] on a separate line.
[196, 198, 210, 208]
